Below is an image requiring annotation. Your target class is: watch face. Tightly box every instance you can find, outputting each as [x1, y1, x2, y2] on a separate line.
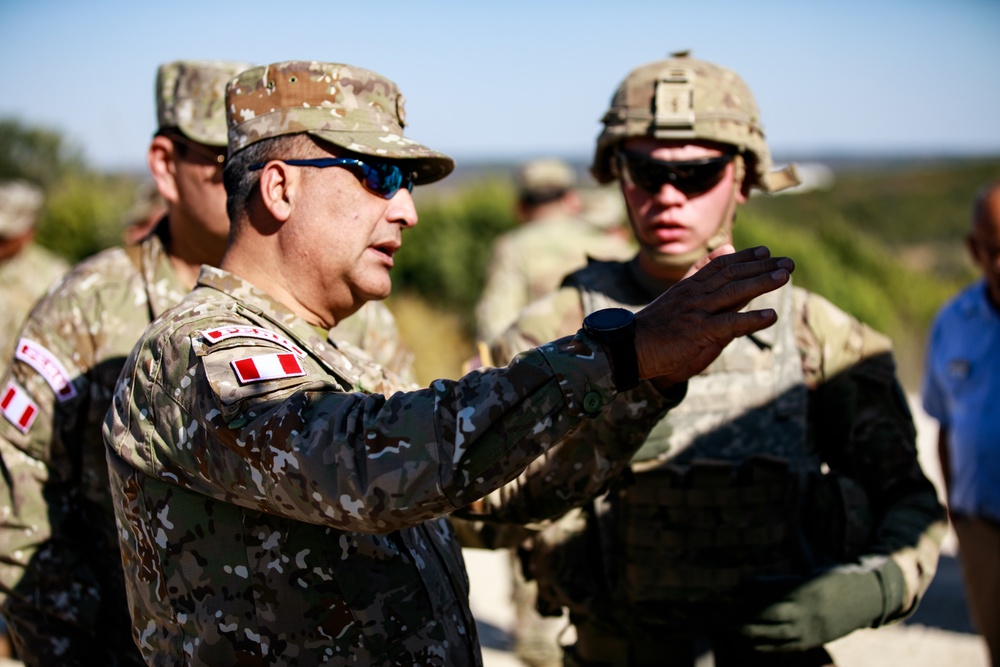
[586, 307, 635, 332]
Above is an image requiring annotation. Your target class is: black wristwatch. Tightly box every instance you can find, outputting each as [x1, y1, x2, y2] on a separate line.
[583, 308, 639, 391]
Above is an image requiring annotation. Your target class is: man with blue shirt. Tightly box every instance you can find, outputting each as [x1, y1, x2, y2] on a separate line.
[923, 179, 1000, 666]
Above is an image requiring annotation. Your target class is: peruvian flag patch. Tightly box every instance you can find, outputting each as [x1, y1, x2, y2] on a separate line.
[201, 326, 306, 357]
[1, 381, 39, 433]
[231, 353, 306, 385]
[15, 338, 77, 402]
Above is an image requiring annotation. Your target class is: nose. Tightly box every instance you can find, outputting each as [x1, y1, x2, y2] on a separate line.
[389, 188, 419, 228]
[653, 180, 689, 205]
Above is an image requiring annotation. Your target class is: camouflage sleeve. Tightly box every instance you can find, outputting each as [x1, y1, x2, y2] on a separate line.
[475, 235, 529, 345]
[0, 293, 101, 640]
[107, 315, 641, 536]
[795, 288, 947, 622]
[457, 287, 685, 541]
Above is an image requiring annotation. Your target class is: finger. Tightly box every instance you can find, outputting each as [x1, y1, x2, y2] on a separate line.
[687, 246, 771, 283]
[683, 243, 736, 280]
[695, 264, 792, 315]
[702, 308, 779, 341]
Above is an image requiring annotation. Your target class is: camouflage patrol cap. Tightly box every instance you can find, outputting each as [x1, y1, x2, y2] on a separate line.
[516, 158, 576, 199]
[226, 61, 454, 185]
[156, 60, 253, 147]
[592, 51, 798, 193]
[0, 180, 43, 238]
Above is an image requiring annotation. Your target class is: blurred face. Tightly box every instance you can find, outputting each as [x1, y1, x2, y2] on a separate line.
[169, 135, 230, 243]
[619, 138, 745, 278]
[283, 153, 419, 323]
[968, 187, 1000, 309]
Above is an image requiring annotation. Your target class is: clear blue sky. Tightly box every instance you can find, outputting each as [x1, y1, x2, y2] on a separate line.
[1, 0, 998, 171]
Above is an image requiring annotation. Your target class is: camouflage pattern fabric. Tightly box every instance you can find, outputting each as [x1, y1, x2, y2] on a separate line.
[0, 223, 416, 665]
[0, 245, 67, 369]
[474, 215, 634, 344]
[226, 61, 454, 184]
[156, 60, 252, 146]
[486, 259, 946, 663]
[590, 50, 798, 193]
[0, 227, 184, 666]
[103, 265, 681, 665]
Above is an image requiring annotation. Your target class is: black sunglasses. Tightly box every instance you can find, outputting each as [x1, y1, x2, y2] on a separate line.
[619, 150, 735, 197]
[248, 157, 416, 200]
[164, 132, 227, 166]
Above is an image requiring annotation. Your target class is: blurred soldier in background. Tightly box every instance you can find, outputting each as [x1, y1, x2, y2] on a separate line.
[923, 180, 1000, 667]
[481, 51, 945, 666]
[0, 181, 68, 367]
[475, 158, 633, 345]
[0, 58, 251, 666]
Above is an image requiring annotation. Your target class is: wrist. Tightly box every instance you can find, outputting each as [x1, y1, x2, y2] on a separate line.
[583, 308, 638, 391]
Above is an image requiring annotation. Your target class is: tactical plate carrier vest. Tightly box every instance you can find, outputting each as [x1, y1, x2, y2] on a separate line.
[561, 260, 817, 615]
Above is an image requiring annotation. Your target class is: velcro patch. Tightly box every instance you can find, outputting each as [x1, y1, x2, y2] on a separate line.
[231, 353, 306, 385]
[1, 381, 39, 433]
[15, 338, 77, 402]
[201, 326, 305, 357]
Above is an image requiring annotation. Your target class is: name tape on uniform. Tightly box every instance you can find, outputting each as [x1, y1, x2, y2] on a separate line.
[1, 381, 39, 433]
[201, 326, 306, 357]
[15, 338, 77, 402]
[231, 353, 306, 385]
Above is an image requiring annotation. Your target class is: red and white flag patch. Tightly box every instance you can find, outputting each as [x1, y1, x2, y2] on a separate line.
[231, 353, 306, 385]
[1, 381, 39, 433]
[15, 338, 77, 402]
[201, 326, 306, 357]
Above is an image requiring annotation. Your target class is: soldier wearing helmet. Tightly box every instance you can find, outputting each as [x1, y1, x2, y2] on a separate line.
[474, 51, 946, 666]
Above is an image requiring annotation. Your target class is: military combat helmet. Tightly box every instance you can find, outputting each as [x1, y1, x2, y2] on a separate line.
[591, 51, 797, 193]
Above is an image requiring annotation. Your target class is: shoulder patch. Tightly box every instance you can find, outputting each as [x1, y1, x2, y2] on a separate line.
[1, 381, 39, 433]
[15, 338, 78, 402]
[231, 353, 306, 385]
[201, 326, 306, 357]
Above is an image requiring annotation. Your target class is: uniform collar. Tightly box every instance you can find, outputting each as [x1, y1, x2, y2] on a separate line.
[137, 220, 190, 320]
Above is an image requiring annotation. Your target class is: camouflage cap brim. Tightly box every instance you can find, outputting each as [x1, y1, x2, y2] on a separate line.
[227, 61, 454, 185]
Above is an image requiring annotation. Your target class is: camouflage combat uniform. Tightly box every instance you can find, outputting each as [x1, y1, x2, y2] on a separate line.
[0, 220, 413, 665]
[475, 212, 634, 345]
[102, 265, 683, 666]
[0, 244, 67, 366]
[484, 259, 946, 665]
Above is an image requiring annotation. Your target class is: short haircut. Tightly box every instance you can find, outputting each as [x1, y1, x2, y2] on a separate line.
[223, 134, 318, 224]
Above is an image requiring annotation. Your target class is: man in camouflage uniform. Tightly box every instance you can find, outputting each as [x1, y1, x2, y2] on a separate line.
[475, 158, 634, 345]
[0, 59, 253, 666]
[0, 59, 418, 666]
[479, 51, 947, 666]
[0, 181, 68, 368]
[102, 59, 795, 665]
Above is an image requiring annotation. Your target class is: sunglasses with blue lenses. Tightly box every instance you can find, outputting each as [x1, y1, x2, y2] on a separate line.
[619, 150, 735, 198]
[248, 157, 416, 200]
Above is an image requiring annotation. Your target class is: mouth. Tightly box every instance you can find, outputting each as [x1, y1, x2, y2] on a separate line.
[370, 241, 400, 266]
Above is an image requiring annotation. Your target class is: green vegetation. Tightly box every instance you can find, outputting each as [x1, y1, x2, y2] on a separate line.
[1, 118, 134, 262]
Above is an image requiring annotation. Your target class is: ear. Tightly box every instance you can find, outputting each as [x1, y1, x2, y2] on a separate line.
[258, 161, 294, 223]
[147, 135, 179, 205]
